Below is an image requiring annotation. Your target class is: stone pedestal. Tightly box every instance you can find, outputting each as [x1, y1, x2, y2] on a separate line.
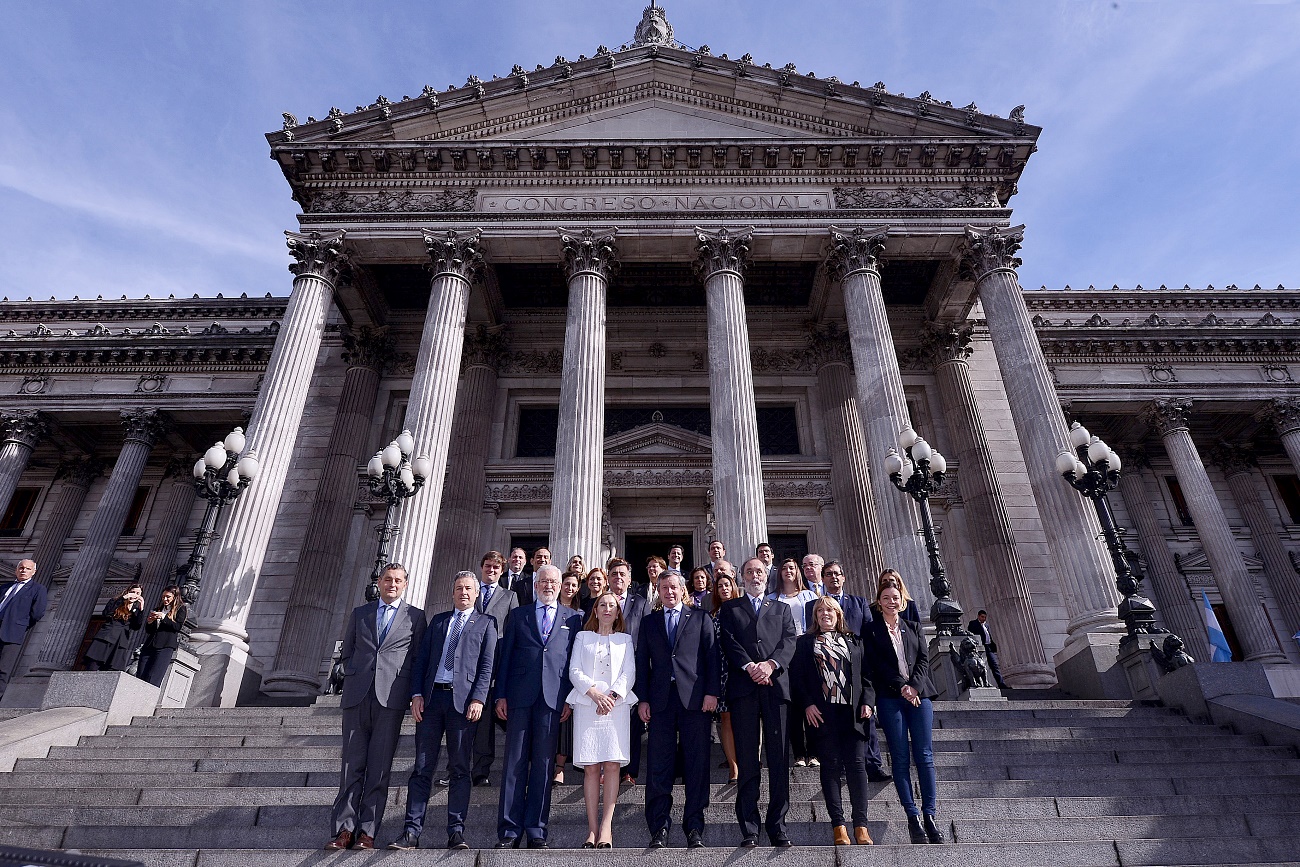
[1054, 631, 1131, 700]
[41, 670, 159, 725]
[0, 411, 48, 517]
[157, 646, 201, 708]
[1117, 639, 1171, 702]
[928, 635, 1008, 701]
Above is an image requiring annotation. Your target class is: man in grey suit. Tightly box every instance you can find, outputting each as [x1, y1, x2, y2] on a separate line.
[472, 550, 518, 785]
[391, 571, 497, 851]
[326, 564, 427, 851]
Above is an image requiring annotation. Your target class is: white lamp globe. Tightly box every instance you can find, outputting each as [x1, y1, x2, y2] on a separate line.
[883, 449, 904, 476]
[412, 455, 433, 479]
[237, 453, 260, 480]
[382, 441, 403, 468]
[367, 453, 385, 478]
[931, 451, 947, 474]
[204, 443, 227, 469]
[399, 467, 416, 490]
[396, 429, 415, 456]
[1074, 459, 1088, 478]
[912, 438, 932, 462]
[1056, 452, 1077, 475]
[226, 468, 241, 487]
[1087, 437, 1110, 464]
[192, 458, 207, 480]
[1069, 422, 1091, 449]
[1107, 450, 1122, 472]
[898, 427, 918, 449]
[223, 427, 246, 455]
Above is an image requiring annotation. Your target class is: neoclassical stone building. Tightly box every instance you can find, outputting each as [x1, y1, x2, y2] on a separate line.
[2, 6, 1298, 706]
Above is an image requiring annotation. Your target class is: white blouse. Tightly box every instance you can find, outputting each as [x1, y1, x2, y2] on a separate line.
[886, 617, 909, 679]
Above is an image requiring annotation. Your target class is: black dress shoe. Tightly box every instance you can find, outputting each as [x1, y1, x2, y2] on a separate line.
[649, 829, 668, 849]
[388, 831, 420, 850]
[495, 838, 517, 849]
[867, 769, 893, 783]
[436, 776, 450, 787]
[686, 831, 703, 849]
[907, 815, 927, 844]
[473, 775, 491, 787]
[528, 838, 549, 849]
[770, 835, 793, 848]
[448, 831, 469, 851]
[582, 842, 596, 850]
[740, 837, 758, 849]
[922, 814, 945, 844]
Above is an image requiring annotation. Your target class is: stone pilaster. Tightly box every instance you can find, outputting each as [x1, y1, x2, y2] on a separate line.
[921, 322, 1055, 686]
[262, 328, 392, 695]
[1260, 398, 1300, 478]
[0, 411, 49, 520]
[30, 456, 105, 584]
[138, 457, 199, 607]
[961, 226, 1120, 640]
[825, 228, 928, 593]
[548, 228, 617, 572]
[389, 229, 485, 609]
[809, 325, 885, 583]
[1114, 448, 1210, 660]
[1210, 443, 1300, 641]
[35, 409, 168, 673]
[1143, 400, 1287, 663]
[696, 227, 767, 556]
[189, 230, 348, 705]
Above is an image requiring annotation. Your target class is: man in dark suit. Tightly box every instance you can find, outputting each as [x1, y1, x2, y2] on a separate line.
[472, 550, 518, 785]
[493, 564, 580, 848]
[635, 570, 720, 849]
[391, 571, 497, 851]
[703, 540, 726, 577]
[756, 542, 778, 594]
[505, 547, 532, 607]
[718, 557, 798, 848]
[805, 560, 890, 783]
[327, 563, 427, 851]
[606, 557, 647, 783]
[969, 610, 1009, 689]
[0, 559, 45, 699]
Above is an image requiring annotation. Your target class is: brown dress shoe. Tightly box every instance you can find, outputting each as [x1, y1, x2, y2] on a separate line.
[854, 826, 874, 845]
[325, 830, 352, 850]
[354, 834, 375, 850]
[832, 825, 851, 846]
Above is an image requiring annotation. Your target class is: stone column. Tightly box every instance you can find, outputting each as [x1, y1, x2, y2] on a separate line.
[389, 230, 485, 609]
[1144, 400, 1287, 663]
[921, 322, 1055, 686]
[189, 230, 348, 705]
[1114, 449, 1210, 660]
[29, 456, 105, 583]
[1261, 398, 1300, 476]
[809, 326, 885, 581]
[548, 229, 617, 571]
[0, 411, 49, 518]
[695, 227, 768, 556]
[961, 226, 1120, 640]
[1211, 443, 1300, 640]
[261, 328, 392, 695]
[34, 409, 167, 673]
[824, 228, 928, 589]
[138, 457, 199, 606]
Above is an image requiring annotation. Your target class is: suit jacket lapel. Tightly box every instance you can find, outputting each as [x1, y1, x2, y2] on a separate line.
[362, 600, 381, 649]
[674, 608, 690, 648]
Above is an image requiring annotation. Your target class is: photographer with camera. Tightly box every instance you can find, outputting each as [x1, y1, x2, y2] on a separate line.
[83, 583, 146, 672]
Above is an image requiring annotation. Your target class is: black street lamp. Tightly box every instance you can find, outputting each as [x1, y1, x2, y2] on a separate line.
[883, 427, 965, 636]
[364, 429, 431, 602]
[179, 427, 260, 612]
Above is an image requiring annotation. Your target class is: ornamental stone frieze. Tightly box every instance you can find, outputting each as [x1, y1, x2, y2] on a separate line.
[1, 410, 49, 449]
[304, 188, 476, 214]
[824, 226, 887, 281]
[286, 230, 350, 283]
[750, 322, 854, 373]
[694, 227, 753, 280]
[559, 228, 620, 281]
[1142, 398, 1193, 437]
[423, 229, 485, 283]
[832, 185, 1001, 210]
[960, 224, 1024, 280]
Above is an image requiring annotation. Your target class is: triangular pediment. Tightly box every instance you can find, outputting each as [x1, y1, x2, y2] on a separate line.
[1174, 547, 1265, 573]
[604, 422, 712, 455]
[512, 101, 803, 140]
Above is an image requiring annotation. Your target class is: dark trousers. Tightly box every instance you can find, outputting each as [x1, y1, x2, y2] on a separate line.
[404, 688, 478, 837]
[789, 710, 820, 761]
[331, 688, 406, 838]
[814, 705, 871, 827]
[729, 688, 790, 841]
[496, 701, 561, 842]
[645, 691, 711, 836]
[864, 711, 886, 772]
[472, 684, 503, 778]
[986, 649, 1008, 687]
[0, 640, 24, 698]
[626, 713, 645, 778]
[137, 646, 175, 687]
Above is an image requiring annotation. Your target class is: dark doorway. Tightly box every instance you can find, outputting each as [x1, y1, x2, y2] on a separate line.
[624, 535, 695, 586]
[1211, 602, 1246, 661]
[767, 533, 809, 567]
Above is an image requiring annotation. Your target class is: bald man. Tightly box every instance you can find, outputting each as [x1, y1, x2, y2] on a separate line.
[0, 559, 46, 699]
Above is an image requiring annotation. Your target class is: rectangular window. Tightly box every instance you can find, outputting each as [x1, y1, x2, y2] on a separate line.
[121, 486, 150, 536]
[0, 487, 39, 536]
[516, 407, 560, 458]
[1165, 477, 1193, 526]
[756, 406, 801, 456]
[1273, 475, 1300, 523]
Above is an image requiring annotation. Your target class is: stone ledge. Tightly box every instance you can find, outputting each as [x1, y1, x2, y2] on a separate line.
[0, 706, 104, 772]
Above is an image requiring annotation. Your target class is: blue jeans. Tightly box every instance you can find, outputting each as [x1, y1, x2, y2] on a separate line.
[875, 696, 937, 817]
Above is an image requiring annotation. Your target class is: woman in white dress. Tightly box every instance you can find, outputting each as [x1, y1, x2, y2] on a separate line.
[568, 592, 637, 848]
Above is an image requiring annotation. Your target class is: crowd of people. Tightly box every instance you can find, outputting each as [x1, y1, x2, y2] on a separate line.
[326, 538, 1010, 851]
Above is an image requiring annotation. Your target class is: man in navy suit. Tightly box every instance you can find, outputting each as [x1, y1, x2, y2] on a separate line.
[391, 571, 497, 852]
[472, 550, 518, 785]
[493, 565, 580, 848]
[635, 570, 720, 849]
[718, 557, 798, 848]
[0, 559, 45, 699]
[606, 557, 647, 784]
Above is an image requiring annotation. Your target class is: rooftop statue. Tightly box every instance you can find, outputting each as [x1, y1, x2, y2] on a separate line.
[632, 1, 676, 48]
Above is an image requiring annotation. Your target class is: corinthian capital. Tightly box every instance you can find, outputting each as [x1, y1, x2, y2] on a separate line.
[694, 226, 753, 281]
[559, 227, 620, 281]
[1206, 442, 1257, 478]
[54, 455, 106, 488]
[341, 326, 397, 374]
[462, 324, 510, 372]
[423, 229, 485, 283]
[286, 230, 350, 283]
[1, 410, 50, 450]
[1142, 398, 1193, 438]
[960, 224, 1024, 280]
[804, 322, 853, 371]
[121, 408, 169, 447]
[1258, 397, 1300, 437]
[916, 320, 974, 368]
[824, 226, 888, 282]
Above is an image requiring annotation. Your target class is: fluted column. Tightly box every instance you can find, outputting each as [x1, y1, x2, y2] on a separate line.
[189, 230, 348, 702]
[548, 229, 617, 571]
[1261, 398, 1300, 478]
[696, 227, 767, 556]
[810, 326, 885, 581]
[0, 411, 49, 518]
[138, 457, 199, 606]
[825, 228, 928, 593]
[30, 456, 105, 584]
[1211, 443, 1300, 640]
[35, 409, 167, 673]
[1144, 400, 1286, 663]
[962, 226, 1119, 638]
[262, 328, 392, 695]
[1114, 448, 1209, 659]
[921, 322, 1054, 686]
[389, 230, 485, 608]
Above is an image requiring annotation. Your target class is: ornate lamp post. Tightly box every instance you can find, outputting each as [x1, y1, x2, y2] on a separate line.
[883, 427, 965, 636]
[364, 429, 432, 601]
[180, 427, 260, 610]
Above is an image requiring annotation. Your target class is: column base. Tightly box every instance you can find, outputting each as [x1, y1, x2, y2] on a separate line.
[260, 668, 326, 698]
[1053, 630, 1132, 700]
[186, 637, 263, 707]
[1000, 662, 1059, 689]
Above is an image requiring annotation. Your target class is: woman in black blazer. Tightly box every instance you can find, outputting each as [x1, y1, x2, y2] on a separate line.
[83, 583, 145, 672]
[791, 596, 877, 846]
[863, 575, 944, 844]
[137, 585, 187, 686]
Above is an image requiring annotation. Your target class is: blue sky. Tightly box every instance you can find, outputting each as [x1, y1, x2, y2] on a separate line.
[1, 1, 1296, 301]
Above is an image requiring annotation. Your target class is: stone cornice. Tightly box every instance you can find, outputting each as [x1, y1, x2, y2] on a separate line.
[1038, 334, 1300, 361]
[0, 334, 275, 373]
[0, 297, 286, 323]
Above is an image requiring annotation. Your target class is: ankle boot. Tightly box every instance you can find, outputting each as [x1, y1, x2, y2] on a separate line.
[832, 825, 851, 846]
[854, 826, 873, 845]
[907, 815, 926, 844]
[922, 814, 945, 844]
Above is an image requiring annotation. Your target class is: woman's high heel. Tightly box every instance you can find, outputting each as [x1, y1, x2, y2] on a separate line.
[597, 841, 612, 849]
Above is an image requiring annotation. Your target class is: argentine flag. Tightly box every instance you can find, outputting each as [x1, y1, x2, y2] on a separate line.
[1202, 591, 1233, 663]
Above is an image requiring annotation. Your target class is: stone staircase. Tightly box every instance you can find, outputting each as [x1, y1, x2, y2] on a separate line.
[0, 697, 1298, 867]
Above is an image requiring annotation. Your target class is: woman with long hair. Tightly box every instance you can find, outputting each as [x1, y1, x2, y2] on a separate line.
[874, 569, 921, 624]
[582, 568, 608, 617]
[554, 570, 584, 783]
[568, 593, 636, 848]
[83, 583, 145, 671]
[709, 569, 741, 782]
[137, 585, 187, 685]
[768, 557, 820, 767]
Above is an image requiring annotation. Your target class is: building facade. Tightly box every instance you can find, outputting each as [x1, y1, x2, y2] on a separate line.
[2, 7, 1297, 706]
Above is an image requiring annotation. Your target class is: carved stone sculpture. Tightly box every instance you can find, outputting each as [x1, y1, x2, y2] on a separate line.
[949, 635, 991, 690]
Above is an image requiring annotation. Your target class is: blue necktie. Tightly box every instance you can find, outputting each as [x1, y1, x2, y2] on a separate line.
[753, 596, 762, 615]
[444, 613, 466, 671]
[482, 585, 493, 609]
[667, 608, 679, 646]
[378, 604, 395, 644]
[541, 605, 555, 641]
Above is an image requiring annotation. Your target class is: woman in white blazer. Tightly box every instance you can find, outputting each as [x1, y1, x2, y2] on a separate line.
[568, 592, 638, 848]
